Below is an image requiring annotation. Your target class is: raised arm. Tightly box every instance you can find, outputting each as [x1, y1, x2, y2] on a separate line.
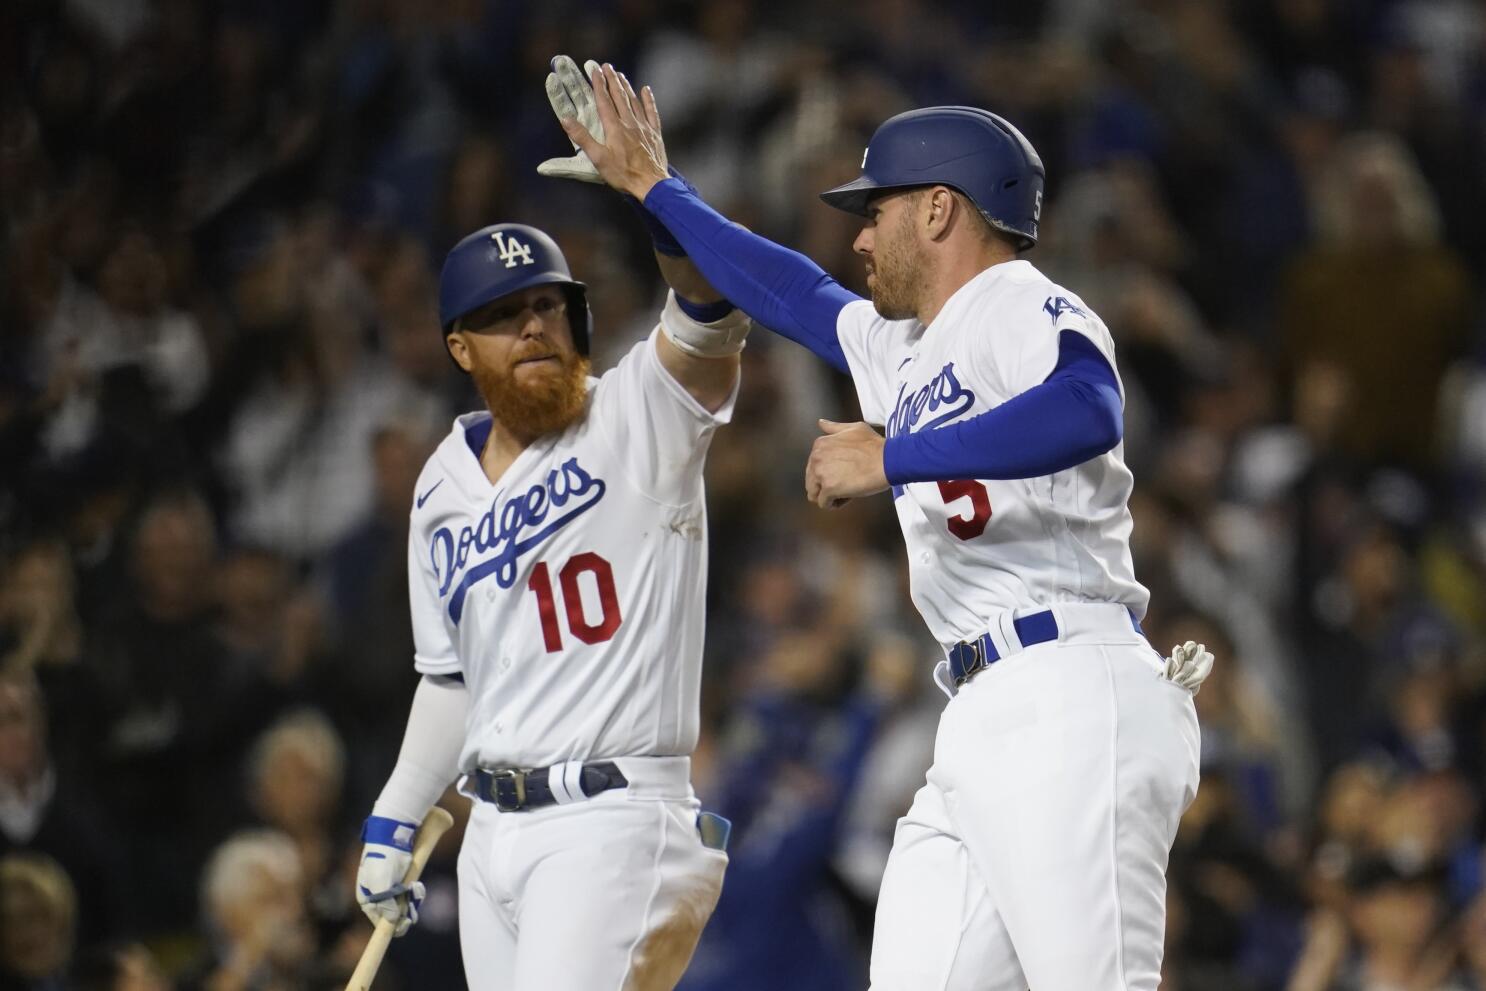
[557, 60, 859, 373]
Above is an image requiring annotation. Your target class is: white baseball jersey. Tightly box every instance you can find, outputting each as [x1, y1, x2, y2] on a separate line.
[836, 258, 1147, 652]
[407, 324, 735, 771]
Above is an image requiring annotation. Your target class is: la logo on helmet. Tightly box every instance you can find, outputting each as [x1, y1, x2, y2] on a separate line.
[491, 231, 535, 269]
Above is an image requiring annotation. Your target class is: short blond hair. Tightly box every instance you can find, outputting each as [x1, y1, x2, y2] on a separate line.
[248, 708, 346, 793]
[0, 852, 77, 945]
[201, 829, 302, 924]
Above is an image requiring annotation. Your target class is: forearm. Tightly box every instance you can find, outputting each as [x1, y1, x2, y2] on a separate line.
[372, 674, 468, 822]
[655, 251, 723, 304]
[883, 332, 1124, 484]
[644, 178, 857, 373]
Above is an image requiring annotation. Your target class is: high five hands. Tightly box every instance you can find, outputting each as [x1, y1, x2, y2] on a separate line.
[539, 57, 889, 511]
[805, 420, 889, 509]
[541, 56, 670, 201]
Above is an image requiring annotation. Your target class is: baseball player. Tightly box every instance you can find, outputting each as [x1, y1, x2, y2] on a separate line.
[353, 206, 750, 984]
[552, 60, 1214, 990]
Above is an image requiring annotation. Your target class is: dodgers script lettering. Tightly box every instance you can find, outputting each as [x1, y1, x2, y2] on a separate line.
[432, 457, 607, 623]
[885, 361, 976, 439]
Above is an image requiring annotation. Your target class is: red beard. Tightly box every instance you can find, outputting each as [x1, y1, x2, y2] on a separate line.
[471, 346, 591, 442]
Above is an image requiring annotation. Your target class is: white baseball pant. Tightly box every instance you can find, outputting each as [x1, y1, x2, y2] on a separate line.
[869, 605, 1201, 990]
[457, 756, 727, 991]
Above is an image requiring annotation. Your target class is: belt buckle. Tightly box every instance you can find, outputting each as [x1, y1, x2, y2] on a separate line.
[949, 638, 985, 686]
[490, 769, 528, 812]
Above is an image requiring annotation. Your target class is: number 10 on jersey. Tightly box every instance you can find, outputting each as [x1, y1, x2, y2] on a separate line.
[526, 553, 623, 652]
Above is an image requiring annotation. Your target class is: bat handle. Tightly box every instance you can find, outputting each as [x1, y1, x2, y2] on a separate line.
[344, 806, 457, 991]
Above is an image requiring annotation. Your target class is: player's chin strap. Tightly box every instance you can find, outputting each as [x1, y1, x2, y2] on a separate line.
[660, 290, 752, 357]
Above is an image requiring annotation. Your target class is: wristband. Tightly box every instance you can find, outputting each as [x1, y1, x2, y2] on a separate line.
[361, 814, 417, 851]
[659, 291, 751, 358]
[676, 296, 735, 322]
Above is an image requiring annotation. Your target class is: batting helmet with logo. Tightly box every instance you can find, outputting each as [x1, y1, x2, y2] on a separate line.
[438, 223, 592, 354]
[819, 106, 1045, 250]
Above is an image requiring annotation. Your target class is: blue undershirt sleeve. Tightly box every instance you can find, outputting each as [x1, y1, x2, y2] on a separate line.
[644, 177, 860, 373]
[882, 331, 1124, 484]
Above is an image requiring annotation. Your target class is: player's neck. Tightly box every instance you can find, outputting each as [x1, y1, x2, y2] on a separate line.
[916, 243, 1017, 326]
[478, 418, 533, 484]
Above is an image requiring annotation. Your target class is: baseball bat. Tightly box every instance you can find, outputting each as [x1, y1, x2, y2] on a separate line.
[344, 806, 456, 991]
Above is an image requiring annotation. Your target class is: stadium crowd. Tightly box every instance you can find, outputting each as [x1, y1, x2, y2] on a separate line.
[2, 0, 1485, 988]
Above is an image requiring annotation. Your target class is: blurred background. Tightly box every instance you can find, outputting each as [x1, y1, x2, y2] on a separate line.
[1, 0, 1485, 988]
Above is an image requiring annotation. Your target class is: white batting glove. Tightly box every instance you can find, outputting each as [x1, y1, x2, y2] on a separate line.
[1163, 640, 1215, 694]
[356, 815, 425, 937]
[538, 55, 606, 183]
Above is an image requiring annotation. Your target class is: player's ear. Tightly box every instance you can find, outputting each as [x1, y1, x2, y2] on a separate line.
[925, 186, 956, 240]
[446, 330, 474, 373]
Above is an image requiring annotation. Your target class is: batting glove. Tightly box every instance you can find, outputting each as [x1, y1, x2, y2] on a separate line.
[356, 815, 425, 937]
[1163, 640, 1215, 694]
[538, 55, 605, 183]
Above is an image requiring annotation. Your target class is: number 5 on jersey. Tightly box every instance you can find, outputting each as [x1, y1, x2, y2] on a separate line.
[527, 553, 623, 652]
[938, 479, 991, 540]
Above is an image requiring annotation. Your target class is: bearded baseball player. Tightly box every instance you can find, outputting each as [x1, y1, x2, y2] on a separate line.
[353, 184, 749, 984]
[549, 58, 1214, 990]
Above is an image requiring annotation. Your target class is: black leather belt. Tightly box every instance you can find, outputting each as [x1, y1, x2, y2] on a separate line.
[473, 761, 629, 812]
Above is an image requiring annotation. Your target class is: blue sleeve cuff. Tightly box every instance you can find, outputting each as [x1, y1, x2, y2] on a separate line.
[625, 167, 698, 256]
[881, 432, 918, 486]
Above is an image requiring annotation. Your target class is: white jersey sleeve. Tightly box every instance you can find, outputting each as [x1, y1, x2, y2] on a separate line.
[835, 299, 918, 427]
[590, 299, 739, 507]
[981, 290, 1122, 399]
[409, 522, 461, 676]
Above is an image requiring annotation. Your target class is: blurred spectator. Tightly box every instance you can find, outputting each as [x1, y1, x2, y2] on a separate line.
[93, 491, 303, 933]
[0, 852, 76, 991]
[69, 943, 170, 991]
[0, 538, 104, 779]
[217, 262, 440, 557]
[244, 710, 347, 919]
[0, 672, 121, 946]
[181, 830, 318, 991]
[1279, 133, 1473, 467]
[33, 225, 208, 462]
[681, 630, 883, 991]
[1288, 856, 1472, 991]
[0, 540, 81, 676]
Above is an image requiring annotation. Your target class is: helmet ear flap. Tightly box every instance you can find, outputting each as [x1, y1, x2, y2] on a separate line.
[562, 284, 592, 356]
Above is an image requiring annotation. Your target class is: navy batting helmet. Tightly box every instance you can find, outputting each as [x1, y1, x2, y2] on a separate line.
[820, 106, 1045, 250]
[438, 223, 592, 354]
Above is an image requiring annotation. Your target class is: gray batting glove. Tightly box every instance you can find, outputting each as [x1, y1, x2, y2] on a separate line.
[538, 55, 606, 183]
[356, 815, 425, 937]
[1163, 640, 1215, 694]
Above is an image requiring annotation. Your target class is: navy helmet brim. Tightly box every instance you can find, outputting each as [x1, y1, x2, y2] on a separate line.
[819, 175, 884, 217]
